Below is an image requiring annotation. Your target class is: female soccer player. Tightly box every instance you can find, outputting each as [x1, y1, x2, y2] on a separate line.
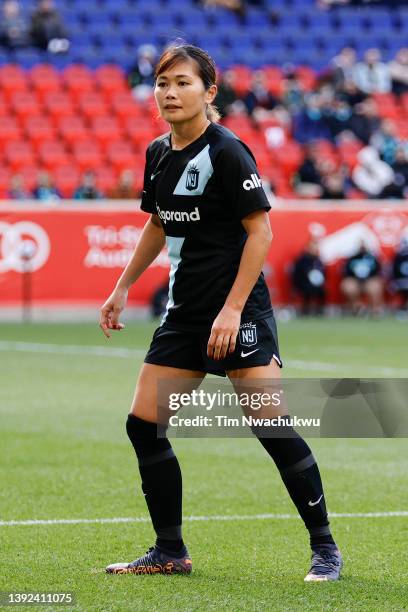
[100, 43, 343, 581]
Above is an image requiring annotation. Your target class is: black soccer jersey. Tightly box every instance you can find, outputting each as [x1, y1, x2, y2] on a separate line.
[140, 122, 273, 331]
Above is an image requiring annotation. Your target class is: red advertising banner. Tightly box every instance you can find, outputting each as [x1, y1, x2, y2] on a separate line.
[1, 202, 408, 307]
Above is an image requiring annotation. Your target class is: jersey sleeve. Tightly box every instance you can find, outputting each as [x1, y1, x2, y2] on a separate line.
[217, 139, 271, 220]
[140, 145, 156, 214]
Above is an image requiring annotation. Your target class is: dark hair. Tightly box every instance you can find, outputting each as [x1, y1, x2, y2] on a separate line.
[154, 43, 221, 123]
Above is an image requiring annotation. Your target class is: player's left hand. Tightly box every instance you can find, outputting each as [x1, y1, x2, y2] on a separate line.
[207, 305, 241, 361]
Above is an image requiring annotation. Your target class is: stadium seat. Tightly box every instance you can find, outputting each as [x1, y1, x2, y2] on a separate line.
[0, 117, 22, 146]
[39, 141, 70, 171]
[20, 165, 41, 192]
[125, 117, 156, 150]
[0, 65, 27, 99]
[91, 116, 123, 148]
[94, 65, 127, 97]
[24, 116, 56, 150]
[29, 64, 61, 97]
[72, 141, 103, 171]
[11, 91, 40, 120]
[106, 140, 135, 172]
[44, 91, 76, 120]
[111, 91, 144, 123]
[0, 167, 9, 198]
[5, 141, 35, 171]
[59, 116, 89, 145]
[271, 140, 304, 176]
[93, 165, 118, 193]
[78, 91, 108, 119]
[63, 64, 94, 95]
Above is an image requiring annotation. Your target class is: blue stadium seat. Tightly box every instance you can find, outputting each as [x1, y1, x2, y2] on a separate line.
[114, 10, 147, 27]
[13, 49, 45, 68]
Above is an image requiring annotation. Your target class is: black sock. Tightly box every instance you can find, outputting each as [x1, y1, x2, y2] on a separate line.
[256, 430, 335, 549]
[126, 414, 184, 554]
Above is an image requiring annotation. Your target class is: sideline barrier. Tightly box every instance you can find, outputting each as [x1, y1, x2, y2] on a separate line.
[0, 200, 407, 308]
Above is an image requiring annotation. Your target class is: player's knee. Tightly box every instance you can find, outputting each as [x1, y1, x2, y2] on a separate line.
[126, 413, 171, 463]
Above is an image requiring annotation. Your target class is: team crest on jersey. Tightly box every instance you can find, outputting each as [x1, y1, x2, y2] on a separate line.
[239, 322, 257, 347]
[185, 164, 200, 191]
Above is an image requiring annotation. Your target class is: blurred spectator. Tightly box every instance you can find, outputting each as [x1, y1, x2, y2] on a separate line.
[0, 0, 28, 49]
[215, 70, 239, 118]
[32, 171, 61, 201]
[294, 143, 324, 197]
[338, 80, 366, 107]
[348, 98, 380, 144]
[109, 169, 138, 199]
[243, 70, 278, 118]
[331, 47, 357, 91]
[74, 171, 103, 200]
[352, 146, 394, 198]
[30, 0, 69, 53]
[320, 173, 347, 199]
[391, 238, 408, 311]
[353, 49, 391, 94]
[389, 48, 408, 97]
[293, 94, 332, 144]
[325, 98, 352, 139]
[370, 119, 401, 166]
[292, 238, 326, 315]
[340, 243, 383, 315]
[390, 147, 408, 198]
[128, 44, 157, 102]
[281, 70, 304, 113]
[8, 174, 30, 200]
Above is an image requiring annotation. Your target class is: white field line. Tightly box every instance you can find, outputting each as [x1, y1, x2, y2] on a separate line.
[0, 511, 407, 527]
[1, 340, 407, 376]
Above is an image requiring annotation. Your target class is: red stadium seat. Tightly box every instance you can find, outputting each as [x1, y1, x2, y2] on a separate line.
[30, 64, 61, 97]
[63, 64, 93, 95]
[95, 65, 127, 97]
[222, 116, 257, 141]
[72, 141, 103, 171]
[271, 140, 304, 176]
[44, 91, 76, 120]
[0, 65, 27, 100]
[125, 117, 156, 150]
[11, 91, 40, 120]
[39, 140, 70, 170]
[54, 165, 81, 198]
[106, 140, 135, 172]
[78, 91, 108, 119]
[0, 117, 22, 146]
[0, 166, 9, 197]
[0, 93, 9, 117]
[19, 165, 41, 192]
[337, 140, 363, 170]
[5, 141, 35, 171]
[91, 116, 123, 148]
[25, 116, 56, 149]
[59, 115, 89, 145]
[111, 91, 143, 123]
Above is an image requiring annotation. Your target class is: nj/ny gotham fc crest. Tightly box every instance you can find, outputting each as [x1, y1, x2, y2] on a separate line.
[185, 164, 200, 191]
[239, 322, 257, 347]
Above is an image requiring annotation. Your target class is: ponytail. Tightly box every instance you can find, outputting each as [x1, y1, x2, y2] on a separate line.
[206, 103, 221, 123]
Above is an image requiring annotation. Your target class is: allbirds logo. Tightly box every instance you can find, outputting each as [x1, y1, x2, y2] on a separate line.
[157, 205, 200, 224]
[242, 174, 262, 191]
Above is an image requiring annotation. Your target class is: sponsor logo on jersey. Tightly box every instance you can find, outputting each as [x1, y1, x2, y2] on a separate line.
[239, 322, 257, 347]
[185, 164, 200, 191]
[157, 205, 200, 224]
[242, 174, 262, 191]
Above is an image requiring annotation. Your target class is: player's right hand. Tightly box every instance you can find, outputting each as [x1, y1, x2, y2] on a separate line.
[99, 286, 128, 338]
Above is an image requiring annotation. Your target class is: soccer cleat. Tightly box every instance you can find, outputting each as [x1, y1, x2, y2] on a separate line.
[304, 546, 343, 582]
[106, 545, 192, 575]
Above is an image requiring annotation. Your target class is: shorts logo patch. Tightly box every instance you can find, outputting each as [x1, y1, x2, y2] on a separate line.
[186, 164, 200, 191]
[239, 322, 257, 347]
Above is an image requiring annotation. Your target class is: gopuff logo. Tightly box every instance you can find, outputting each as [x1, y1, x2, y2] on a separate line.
[242, 174, 262, 191]
[157, 205, 200, 224]
[0, 221, 50, 272]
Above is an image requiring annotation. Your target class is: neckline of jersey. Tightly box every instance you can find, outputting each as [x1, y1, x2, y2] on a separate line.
[168, 122, 215, 154]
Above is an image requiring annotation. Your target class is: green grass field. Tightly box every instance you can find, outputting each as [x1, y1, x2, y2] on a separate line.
[1, 318, 407, 611]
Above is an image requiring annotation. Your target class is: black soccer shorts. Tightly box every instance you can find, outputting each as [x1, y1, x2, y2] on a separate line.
[144, 316, 283, 376]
